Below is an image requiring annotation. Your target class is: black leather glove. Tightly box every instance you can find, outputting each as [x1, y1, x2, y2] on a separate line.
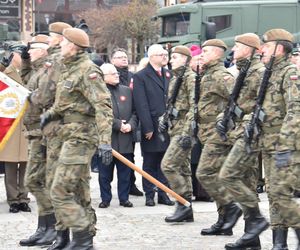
[98, 144, 113, 166]
[158, 115, 167, 133]
[275, 150, 291, 169]
[40, 112, 52, 130]
[1, 53, 14, 67]
[178, 136, 192, 150]
[20, 43, 30, 59]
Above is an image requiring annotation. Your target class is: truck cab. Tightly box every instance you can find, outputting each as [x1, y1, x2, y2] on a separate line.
[156, 0, 300, 47]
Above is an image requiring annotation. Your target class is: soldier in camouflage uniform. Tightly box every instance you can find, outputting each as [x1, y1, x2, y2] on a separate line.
[17, 35, 58, 247]
[29, 22, 74, 249]
[40, 28, 113, 250]
[160, 46, 195, 223]
[195, 39, 242, 236]
[216, 33, 269, 249]
[253, 29, 300, 249]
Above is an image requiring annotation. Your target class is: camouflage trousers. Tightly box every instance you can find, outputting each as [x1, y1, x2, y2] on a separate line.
[161, 135, 192, 199]
[196, 142, 233, 215]
[219, 138, 260, 216]
[263, 150, 300, 229]
[24, 136, 53, 216]
[50, 137, 97, 234]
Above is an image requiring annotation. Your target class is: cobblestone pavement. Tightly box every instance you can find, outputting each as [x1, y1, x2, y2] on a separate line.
[0, 144, 298, 250]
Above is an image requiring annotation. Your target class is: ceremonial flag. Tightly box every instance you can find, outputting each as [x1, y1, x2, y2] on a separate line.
[0, 72, 30, 151]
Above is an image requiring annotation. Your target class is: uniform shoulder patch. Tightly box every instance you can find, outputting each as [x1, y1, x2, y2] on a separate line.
[89, 72, 98, 80]
[290, 75, 298, 80]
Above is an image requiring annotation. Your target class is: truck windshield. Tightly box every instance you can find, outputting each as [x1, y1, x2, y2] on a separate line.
[162, 13, 190, 37]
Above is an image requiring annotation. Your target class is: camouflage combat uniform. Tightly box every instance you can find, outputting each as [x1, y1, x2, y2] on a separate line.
[196, 60, 234, 215]
[161, 66, 195, 200]
[30, 45, 86, 232]
[259, 56, 300, 229]
[219, 56, 264, 212]
[20, 57, 53, 216]
[45, 51, 113, 233]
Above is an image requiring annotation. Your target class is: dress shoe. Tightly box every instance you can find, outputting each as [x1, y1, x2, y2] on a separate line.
[145, 198, 155, 206]
[9, 203, 19, 213]
[158, 195, 175, 206]
[98, 201, 110, 208]
[18, 202, 31, 212]
[129, 185, 143, 196]
[119, 200, 133, 207]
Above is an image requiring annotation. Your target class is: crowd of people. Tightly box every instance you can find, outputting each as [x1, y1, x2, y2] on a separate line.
[0, 20, 299, 250]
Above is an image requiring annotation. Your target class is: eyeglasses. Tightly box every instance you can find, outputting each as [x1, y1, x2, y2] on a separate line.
[153, 53, 168, 57]
[104, 72, 120, 76]
[113, 56, 128, 59]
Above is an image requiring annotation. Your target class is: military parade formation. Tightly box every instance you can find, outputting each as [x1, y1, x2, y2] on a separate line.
[0, 17, 299, 250]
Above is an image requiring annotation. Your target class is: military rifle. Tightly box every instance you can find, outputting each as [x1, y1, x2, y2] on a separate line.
[158, 57, 191, 142]
[244, 43, 279, 153]
[217, 48, 256, 141]
[191, 61, 203, 141]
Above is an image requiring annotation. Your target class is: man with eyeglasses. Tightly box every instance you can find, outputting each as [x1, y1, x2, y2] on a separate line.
[133, 44, 174, 207]
[97, 63, 138, 209]
[110, 48, 144, 197]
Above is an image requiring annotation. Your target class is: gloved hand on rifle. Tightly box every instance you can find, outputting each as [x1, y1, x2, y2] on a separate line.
[0, 53, 14, 67]
[158, 115, 168, 133]
[275, 150, 291, 169]
[178, 135, 192, 150]
[98, 144, 113, 166]
[216, 120, 227, 136]
[20, 43, 31, 60]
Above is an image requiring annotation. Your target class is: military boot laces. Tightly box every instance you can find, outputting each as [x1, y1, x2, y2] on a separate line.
[201, 213, 233, 236]
[271, 229, 288, 250]
[19, 216, 47, 246]
[165, 201, 194, 223]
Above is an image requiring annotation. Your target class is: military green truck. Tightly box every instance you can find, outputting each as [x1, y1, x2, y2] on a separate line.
[156, 0, 300, 47]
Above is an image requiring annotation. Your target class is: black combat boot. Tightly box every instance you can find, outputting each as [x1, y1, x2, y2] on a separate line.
[165, 200, 194, 223]
[221, 202, 243, 231]
[201, 213, 233, 236]
[19, 216, 47, 246]
[35, 213, 57, 246]
[65, 227, 93, 250]
[225, 218, 262, 250]
[47, 229, 70, 250]
[271, 228, 288, 250]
